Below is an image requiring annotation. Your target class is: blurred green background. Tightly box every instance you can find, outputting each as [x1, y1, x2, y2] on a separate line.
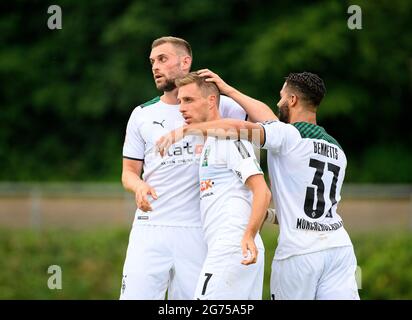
[1, 226, 412, 300]
[1, 0, 411, 300]
[1, 0, 411, 182]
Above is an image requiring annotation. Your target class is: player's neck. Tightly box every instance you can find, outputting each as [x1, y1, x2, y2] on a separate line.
[290, 108, 317, 125]
[207, 108, 220, 122]
[160, 89, 179, 105]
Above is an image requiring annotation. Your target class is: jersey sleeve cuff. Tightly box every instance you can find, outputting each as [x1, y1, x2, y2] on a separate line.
[235, 157, 264, 184]
[257, 123, 267, 148]
[123, 155, 144, 161]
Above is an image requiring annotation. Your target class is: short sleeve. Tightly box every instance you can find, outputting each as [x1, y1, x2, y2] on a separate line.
[219, 95, 248, 120]
[227, 139, 263, 184]
[122, 107, 145, 160]
[258, 120, 300, 154]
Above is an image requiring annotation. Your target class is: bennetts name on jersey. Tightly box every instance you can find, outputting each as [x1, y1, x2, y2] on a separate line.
[313, 141, 339, 160]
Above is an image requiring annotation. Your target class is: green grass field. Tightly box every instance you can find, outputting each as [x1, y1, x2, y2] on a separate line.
[1, 226, 411, 299]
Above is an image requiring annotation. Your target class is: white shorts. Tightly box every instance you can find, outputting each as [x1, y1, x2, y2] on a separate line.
[120, 225, 207, 300]
[194, 235, 265, 300]
[270, 246, 360, 300]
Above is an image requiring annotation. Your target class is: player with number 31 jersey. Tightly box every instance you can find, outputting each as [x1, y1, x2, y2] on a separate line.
[158, 72, 360, 300]
[260, 120, 352, 260]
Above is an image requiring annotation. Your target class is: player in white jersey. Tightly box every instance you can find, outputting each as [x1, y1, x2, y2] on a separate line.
[157, 71, 360, 300]
[171, 73, 271, 299]
[120, 37, 272, 300]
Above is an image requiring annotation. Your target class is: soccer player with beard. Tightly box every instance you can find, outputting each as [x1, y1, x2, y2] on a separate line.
[157, 72, 360, 300]
[120, 37, 273, 300]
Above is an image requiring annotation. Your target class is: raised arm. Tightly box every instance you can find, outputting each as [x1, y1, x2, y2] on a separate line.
[197, 69, 278, 123]
[156, 119, 266, 157]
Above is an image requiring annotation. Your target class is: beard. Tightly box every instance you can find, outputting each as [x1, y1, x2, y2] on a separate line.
[157, 78, 177, 92]
[278, 101, 290, 123]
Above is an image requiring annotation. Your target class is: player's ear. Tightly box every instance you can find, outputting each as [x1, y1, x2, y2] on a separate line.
[289, 94, 298, 107]
[208, 94, 217, 109]
[181, 55, 192, 72]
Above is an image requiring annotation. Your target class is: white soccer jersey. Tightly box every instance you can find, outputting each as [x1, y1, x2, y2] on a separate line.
[199, 137, 263, 244]
[259, 121, 352, 260]
[123, 95, 247, 227]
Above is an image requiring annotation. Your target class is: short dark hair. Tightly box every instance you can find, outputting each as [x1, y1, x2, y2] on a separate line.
[152, 36, 192, 58]
[285, 72, 326, 106]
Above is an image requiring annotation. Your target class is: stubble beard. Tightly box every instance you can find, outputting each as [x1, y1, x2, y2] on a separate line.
[157, 78, 177, 92]
[278, 101, 290, 123]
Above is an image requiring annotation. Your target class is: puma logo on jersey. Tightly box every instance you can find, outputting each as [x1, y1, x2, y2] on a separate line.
[153, 120, 165, 128]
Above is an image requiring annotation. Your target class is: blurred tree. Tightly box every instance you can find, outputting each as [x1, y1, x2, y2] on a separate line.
[0, 0, 410, 182]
